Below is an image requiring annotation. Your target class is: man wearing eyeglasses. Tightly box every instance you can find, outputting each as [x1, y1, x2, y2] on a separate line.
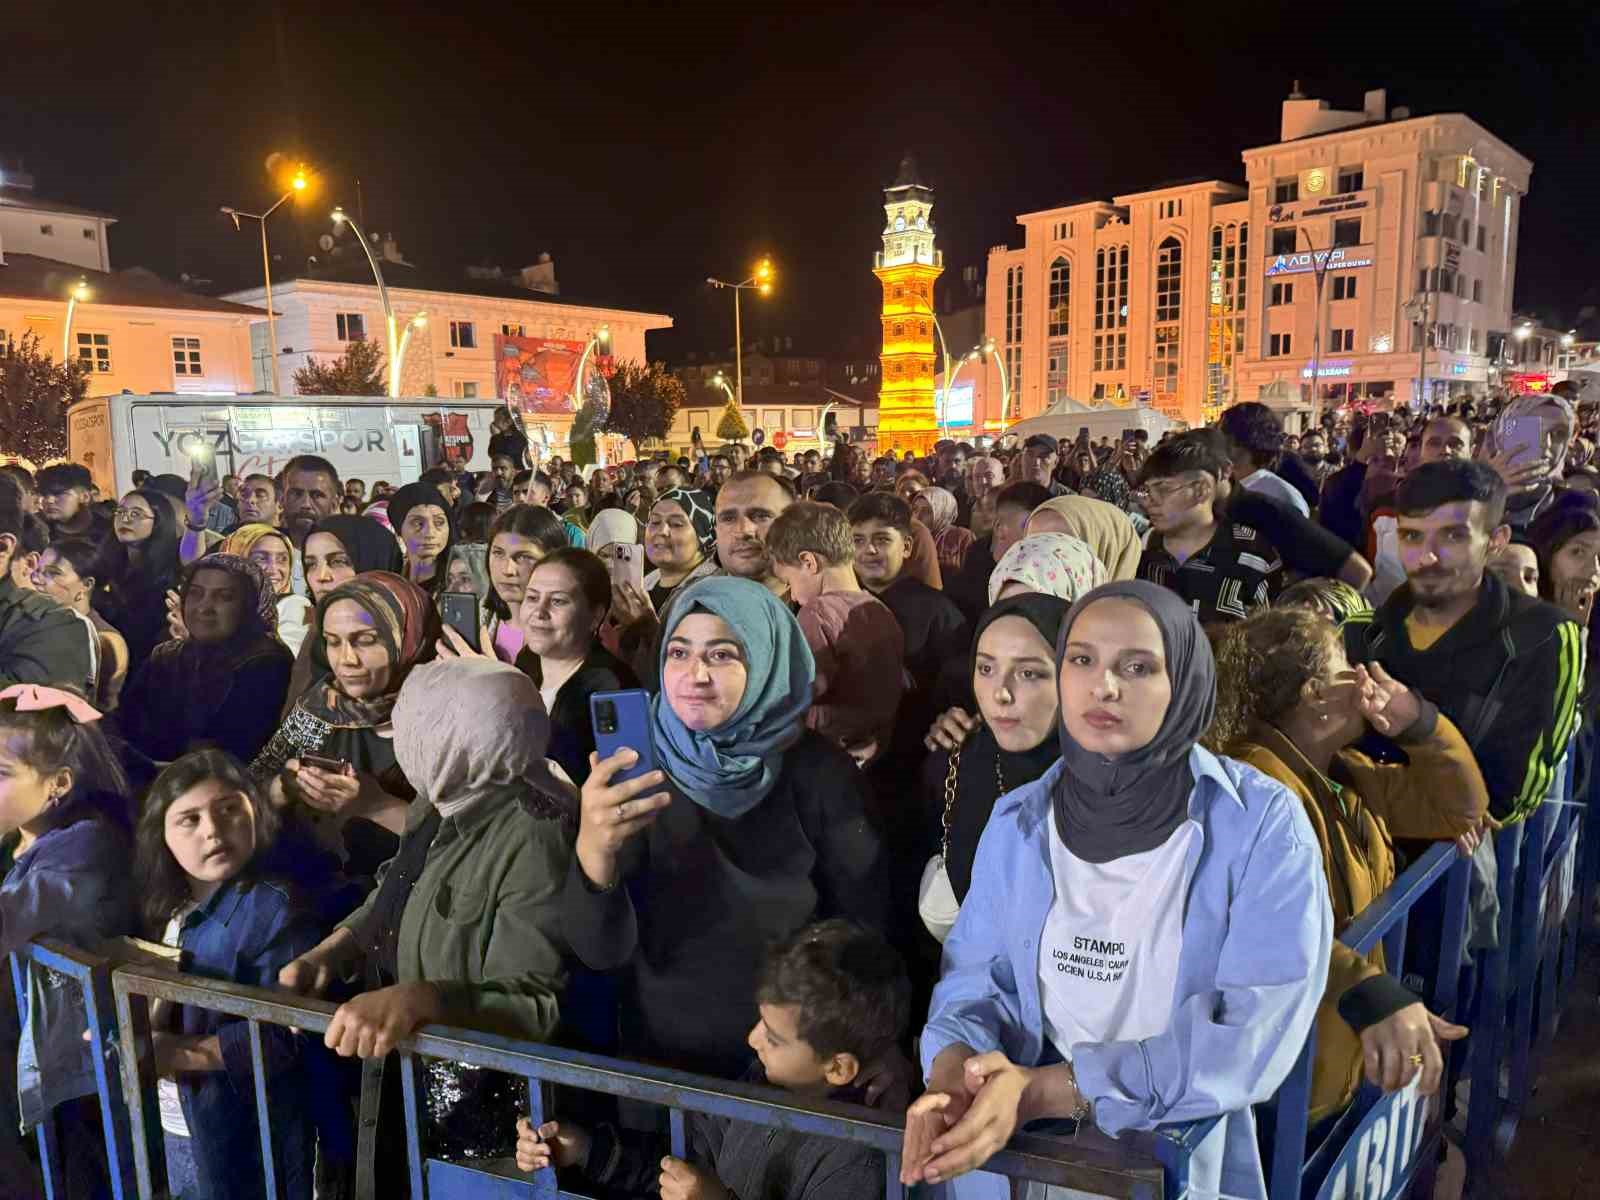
[1135, 435, 1285, 626]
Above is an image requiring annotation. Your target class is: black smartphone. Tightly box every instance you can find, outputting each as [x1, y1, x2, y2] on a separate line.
[1121, 427, 1137, 442]
[591, 689, 659, 785]
[439, 591, 481, 646]
[299, 752, 349, 775]
[1076, 426, 1091, 448]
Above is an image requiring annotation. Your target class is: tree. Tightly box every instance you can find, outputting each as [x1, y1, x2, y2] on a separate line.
[715, 399, 749, 442]
[603, 360, 684, 450]
[293, 338, 386, 395]
[0, 332, 85, 463]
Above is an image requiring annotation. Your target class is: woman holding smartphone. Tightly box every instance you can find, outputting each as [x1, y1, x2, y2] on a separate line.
[249, 572, 439, 880]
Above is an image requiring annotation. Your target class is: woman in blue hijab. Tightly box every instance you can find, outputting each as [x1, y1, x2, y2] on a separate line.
[562, 576, 890, 1078]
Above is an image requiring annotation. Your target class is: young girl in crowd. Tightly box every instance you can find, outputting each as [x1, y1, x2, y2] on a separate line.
[484, 504, 570, 662]
[0, 687, 135, 1198]
[95, 487, 182, 676]
[134, 749, 347, 1200]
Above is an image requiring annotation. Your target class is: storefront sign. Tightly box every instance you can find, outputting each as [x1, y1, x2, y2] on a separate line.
[1268, 205, 1297, 224]
[1266, 247, 1375, 276]
[1302, 196, 1369, 217]
[1302, 361, 1354, 378]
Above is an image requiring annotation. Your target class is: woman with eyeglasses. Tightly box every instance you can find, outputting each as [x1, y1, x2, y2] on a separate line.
[94, 489, 182, 677]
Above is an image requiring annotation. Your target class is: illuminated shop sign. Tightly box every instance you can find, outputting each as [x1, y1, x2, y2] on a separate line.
[1302, 361, 1354, 378]
[1266, 247, 1374, 276]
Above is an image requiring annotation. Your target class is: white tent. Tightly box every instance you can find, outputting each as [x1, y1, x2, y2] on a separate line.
[999, 395, 1180, 445]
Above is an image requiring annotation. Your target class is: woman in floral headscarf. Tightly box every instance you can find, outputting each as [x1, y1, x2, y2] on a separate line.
[987, 533, 1109, 605]
[911, 486, 976, 574]
[250, 571, 439, 877]
[220, 522, 314, 656]
[118, 554, 293, 765]
[609, 487, 721, 683]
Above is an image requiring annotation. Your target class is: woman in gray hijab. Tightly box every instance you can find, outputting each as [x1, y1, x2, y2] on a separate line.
[277, 656, 574, 1179]
[904, 580, 1331, 1200]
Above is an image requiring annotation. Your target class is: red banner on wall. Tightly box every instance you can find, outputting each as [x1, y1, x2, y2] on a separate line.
[496, 334, 614, 416]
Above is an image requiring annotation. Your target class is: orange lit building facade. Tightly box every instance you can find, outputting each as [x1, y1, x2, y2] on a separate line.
[873, 156, 944, 454]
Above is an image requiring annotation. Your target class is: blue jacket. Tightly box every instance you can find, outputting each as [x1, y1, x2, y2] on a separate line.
[4, 814, 134, 1129]
[920, 749, 1333, 1200]
[174, 874, 351, 1200]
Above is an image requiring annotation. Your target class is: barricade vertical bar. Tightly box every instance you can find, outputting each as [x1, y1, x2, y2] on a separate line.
[112, 972, 160, 1200]
[1508, 806, 1551, 1111]
[883, 1154, 904, 1200]
[81, 957, 132, 1200]
[1467, 821, 1521, 1181]
[247, 1019, 279, 1200]
[1380, 911, 1409, 980]
[399, 1052, 427, 1198]
[11, 951, 62, 1199]
[1266, 1033, 1313, 1199]
[669, 1107, 688, 1159]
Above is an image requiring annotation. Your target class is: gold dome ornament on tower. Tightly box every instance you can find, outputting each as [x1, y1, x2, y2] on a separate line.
[873, 153, 944, 456]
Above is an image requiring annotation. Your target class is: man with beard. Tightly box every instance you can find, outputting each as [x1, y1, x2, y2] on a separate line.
[1346, 460, 1581, 824]
[279, 455, 340, 554]
[1298, 428, 1334, 490]
[713, 470, 795, 598]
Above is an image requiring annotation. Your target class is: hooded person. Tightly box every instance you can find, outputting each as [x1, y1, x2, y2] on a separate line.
[1483, 391, 1577, 530]
[1025, 495, 1143, 582]
[250, 571, 439, 879]
[987, 532, 1109, 605]
[908, 580, 1332, 1200]
[563, 576, 888, 1078]
[586, 507, 640, 556]
[220, 522, 313, 656]
[912, 486, 976, 575]
[117, 554, 293, 766]
[278, 657, 574, 1182]
[386, 481, 456, 598]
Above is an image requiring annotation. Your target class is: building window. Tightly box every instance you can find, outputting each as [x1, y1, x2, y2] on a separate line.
[1337, 167, 1365, 193]
[1460, 222, 1472, 248]
[1271, 226, 1298, 256]
[1477, 226, 1487, 252]
[335, 312, 366, 342]
[172, 336, 203, 376]
[76, 332, 111, 373]
[1207, 223, 1247, 413]
[1274, 178, 1298, 204]
[39, 224, 53, 236]
[1329, 328, 1355, 352]
[1333, 218, 1362, 248]
[1004, 265, 1024, 347]
[82, 228, 96, 240]
[1269, 332, 1293, 357]
[1154, 237, 1182, 323]
[1046, 342, 1069, 406]
[1422, 210, 1441, 236]
[1154, 326, 1180, 395]
[1156, 199, 1184, 219]
[1331, 275, 1357, 301]
[453, 381, 479, 399]
[1271, 281, 1295, 306]
[1473, 279, 1483, 303]
[1047, 257, 1070, 338]
[501, 323, 524, 337]
[449, 320, 477, 349]
[1094, 246, 1129, 331]
[1440, 213, 1459, 242]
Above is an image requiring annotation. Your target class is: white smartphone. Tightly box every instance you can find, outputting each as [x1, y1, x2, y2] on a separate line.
[607, 543, 645, 594]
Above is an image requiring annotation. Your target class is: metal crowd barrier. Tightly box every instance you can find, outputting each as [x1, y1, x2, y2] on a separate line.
[1257, 842, 1471, 1200]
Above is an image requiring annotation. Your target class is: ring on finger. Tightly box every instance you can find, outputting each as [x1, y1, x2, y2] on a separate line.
[615, 799, 629, 821]
[1407, 1053, 1425, 1066]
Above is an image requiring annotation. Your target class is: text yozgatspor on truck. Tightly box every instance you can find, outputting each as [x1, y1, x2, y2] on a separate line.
[67, 395, 508, 497]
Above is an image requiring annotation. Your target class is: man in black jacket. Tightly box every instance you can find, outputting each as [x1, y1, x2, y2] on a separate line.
[1344, 460, 1582, 823]
[0, 491, 93, 690]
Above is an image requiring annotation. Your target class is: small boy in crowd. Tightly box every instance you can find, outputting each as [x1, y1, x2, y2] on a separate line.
[765, 502, 907, 766]
[516, 919, 910, 1200]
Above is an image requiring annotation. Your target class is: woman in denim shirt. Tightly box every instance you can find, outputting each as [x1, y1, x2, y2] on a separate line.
[133, 749, 348, 1200]
[902, 582, 1333, 1200]
[0, 687, 136, 1197]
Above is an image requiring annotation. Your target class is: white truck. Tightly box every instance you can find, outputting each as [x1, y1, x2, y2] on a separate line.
[66, 392, 511, 498]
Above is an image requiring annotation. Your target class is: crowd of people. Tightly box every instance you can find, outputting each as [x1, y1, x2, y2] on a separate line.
[0, 380, 1593, 1200]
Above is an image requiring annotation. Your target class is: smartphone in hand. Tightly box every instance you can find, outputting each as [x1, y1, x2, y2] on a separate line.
[606, 544, 645, 595]
[439, 591, 482, 647]
[591, 690, 659, 785]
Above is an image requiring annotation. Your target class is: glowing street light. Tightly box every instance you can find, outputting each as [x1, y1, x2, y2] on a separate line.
[221, 162, 314, 394]
[707, 256, 778, 411]
[62, 278, 90, 365]
[330, 205, 401, 396]
[974, 337, 1011, 424]
[573, 324, 614, 463]
[710, 371, 736, 404]
[393, 311, 428, 394]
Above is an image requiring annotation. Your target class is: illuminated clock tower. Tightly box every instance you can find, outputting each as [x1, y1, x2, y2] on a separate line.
[873, 153, 943, 455]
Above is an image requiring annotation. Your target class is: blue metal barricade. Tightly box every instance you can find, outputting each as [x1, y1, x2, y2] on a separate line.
[8, 938, 135, 1200]
[1258, 842, 1471, 1200]
[107, 961, 1176, 1199]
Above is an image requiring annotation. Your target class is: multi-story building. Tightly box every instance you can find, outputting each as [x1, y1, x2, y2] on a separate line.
[983, 87, 1532, 429]
[670, 344, 877, 454]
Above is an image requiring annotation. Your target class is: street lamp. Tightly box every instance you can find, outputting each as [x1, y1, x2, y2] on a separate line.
[573, 325, 613, 464]
[706, 256, 777, 411]
[330, 205, 401, 396]
[61, 278, 89, 365]
[710, 371, 736, 404]
[221, 165, 310, 394]
[1296, 227, 1335, 425]
[392, 311, 428, 395]
[975, 338, 1011, 426]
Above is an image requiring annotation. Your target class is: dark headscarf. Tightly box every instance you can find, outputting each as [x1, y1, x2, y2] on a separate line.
[1053, 580, 1215, 864]
[181, 553, 278, 640]
[944, 594, 1070, 900]
[310, 514, 405, 576]
[386, 482, 456, 594]
[302, 571, 439, 728]
[655, 487, 717, 552]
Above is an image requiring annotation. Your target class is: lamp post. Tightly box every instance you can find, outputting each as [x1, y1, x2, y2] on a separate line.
[392, 311, 428, 395]
[706, 257, 775, 411]
[330, 205, 399, 397]
[221, 166, 307, 394]
[976, 337, 1011, 427]
[573, 325, 613, 464]
[61, 278, 89, 366]
[1296, 227, 1334, 426]
[932, 314, 959, 443]
[710, 371, 736, 404]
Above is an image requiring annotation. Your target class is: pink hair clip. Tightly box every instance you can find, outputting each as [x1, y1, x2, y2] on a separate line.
[0, 685, 103, 724]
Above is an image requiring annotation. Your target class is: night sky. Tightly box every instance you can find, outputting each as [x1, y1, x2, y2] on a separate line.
[6, 1, 1597, 361]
